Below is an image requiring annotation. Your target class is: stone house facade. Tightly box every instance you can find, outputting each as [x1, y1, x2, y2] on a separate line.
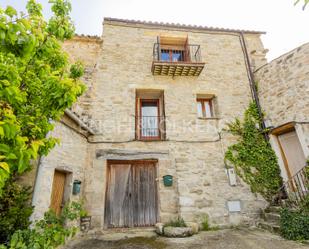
[30, 18, 308, 229]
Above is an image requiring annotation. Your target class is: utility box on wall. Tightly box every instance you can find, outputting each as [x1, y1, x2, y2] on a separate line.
[227, 168, 237, 186]
[227, 200, 242, 212]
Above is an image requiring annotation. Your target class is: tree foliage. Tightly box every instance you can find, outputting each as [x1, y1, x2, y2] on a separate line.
[224, 102, 282, 201]
[0, 0, 86, 194]
[0, 201, 84, 249]
[0, 180, 33, 244]
[295, 0, 309, 9]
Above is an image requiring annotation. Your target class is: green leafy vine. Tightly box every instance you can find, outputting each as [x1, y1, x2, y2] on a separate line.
[224, 102, 282, 201]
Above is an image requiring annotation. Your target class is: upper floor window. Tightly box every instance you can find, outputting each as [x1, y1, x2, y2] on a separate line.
[136, 90, 166, 141]
[197, 97, 215, 118]
[140, 99, 160, 139]
[161, 49, 185, 62]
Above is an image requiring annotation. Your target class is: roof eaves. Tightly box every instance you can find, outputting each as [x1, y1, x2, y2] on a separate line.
[103, 17, 266, 35]
[73, 34, 103, 42]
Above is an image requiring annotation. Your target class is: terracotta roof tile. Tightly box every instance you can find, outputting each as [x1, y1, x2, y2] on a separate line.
[104, 17, 266, 35]
[73, 34, 102, 41]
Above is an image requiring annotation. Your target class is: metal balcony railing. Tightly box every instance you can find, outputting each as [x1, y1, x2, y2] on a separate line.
[275, 165, 309, 207]
[153, 43, 203, 63]
[136, 116, 166, 140]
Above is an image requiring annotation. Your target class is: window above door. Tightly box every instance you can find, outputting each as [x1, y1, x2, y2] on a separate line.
[135, 90, 166, 141]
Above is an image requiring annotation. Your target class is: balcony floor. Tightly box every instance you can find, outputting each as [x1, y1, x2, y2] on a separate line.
[152, 61, 205, 76]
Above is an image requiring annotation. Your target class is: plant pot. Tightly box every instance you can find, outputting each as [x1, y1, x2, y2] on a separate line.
[80, 216, 91, 232]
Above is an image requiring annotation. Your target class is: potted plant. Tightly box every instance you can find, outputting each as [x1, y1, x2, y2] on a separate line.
[80, 210, 91, 232]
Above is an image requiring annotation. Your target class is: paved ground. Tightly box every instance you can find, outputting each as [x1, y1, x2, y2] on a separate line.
[65, 228, 309, 249]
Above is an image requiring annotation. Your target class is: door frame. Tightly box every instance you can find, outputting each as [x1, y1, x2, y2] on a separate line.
[270, 122, 307, 182]
[50, 169, 67, 215]
[104, 159, 159, 228]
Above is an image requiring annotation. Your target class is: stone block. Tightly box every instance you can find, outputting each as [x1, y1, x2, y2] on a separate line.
[163, 226, 193, 237]
[179, 196, 194, 207]
[155, 223, 164, 235]
[186, 222, 199, 234]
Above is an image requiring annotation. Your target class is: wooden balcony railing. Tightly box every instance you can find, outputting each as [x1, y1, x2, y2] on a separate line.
[152, 43, 205, 76]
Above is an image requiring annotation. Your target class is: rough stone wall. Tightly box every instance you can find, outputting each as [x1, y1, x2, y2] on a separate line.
[255, 43, 309, 129]
[255, 42, 309, 154]
[244, 34, 268, 70]
[31, 116, 88, 221]
[82, 21, 267, 228]
[62, 36, 103, 128]
[255, 43, 309, 183]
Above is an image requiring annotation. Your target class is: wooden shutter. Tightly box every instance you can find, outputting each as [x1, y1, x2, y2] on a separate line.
[157, 36, 161, 61]
[184, 35, 190, 62]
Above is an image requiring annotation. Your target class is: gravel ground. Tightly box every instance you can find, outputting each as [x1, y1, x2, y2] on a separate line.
[64, 228, 309, 249]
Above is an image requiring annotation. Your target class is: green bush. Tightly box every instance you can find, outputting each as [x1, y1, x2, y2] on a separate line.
[200, 215, 220, 231]
[164, 217, 187, 227]
[280, 208, 309, 241]
[0, 181, 33, 244]
[201, 215, 210, 231]
[0, 201, 84, 249]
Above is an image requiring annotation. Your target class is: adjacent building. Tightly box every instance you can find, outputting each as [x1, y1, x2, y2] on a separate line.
[255, 43, 309, 196]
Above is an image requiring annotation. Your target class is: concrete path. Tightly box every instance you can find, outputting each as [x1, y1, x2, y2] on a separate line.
[65, 228, 309, 249]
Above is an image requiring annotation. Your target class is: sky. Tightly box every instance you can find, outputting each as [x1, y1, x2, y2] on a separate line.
[1, 0, 309, 61]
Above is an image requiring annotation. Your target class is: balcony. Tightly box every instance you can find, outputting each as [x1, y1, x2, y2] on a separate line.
[152, 43, 205, 76]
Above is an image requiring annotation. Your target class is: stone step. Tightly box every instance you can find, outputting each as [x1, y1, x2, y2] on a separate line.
[264, 213, 281, 223]
[265, 206, 282, 213]
[257, 221, 280, 234]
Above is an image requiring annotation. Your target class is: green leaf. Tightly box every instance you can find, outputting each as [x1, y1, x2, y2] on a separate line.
[7, 153, 17, 159]
[0, 0, 85, 194]
[0, 162, 9, 172]
[5, 6, 17, 17]
[0, 144, 10, 153]
[0, 127, 4, 137]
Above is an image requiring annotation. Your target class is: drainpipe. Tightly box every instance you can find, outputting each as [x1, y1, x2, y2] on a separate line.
[239, 32, 268, 140]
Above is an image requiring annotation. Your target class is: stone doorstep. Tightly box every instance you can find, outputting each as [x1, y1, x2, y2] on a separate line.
[258, 205, 281, 234]
[264, 213, 281, 223]
[257, 221, 280, 234]
[79, 226, 157, 240]
[265, 206, 282, 213]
